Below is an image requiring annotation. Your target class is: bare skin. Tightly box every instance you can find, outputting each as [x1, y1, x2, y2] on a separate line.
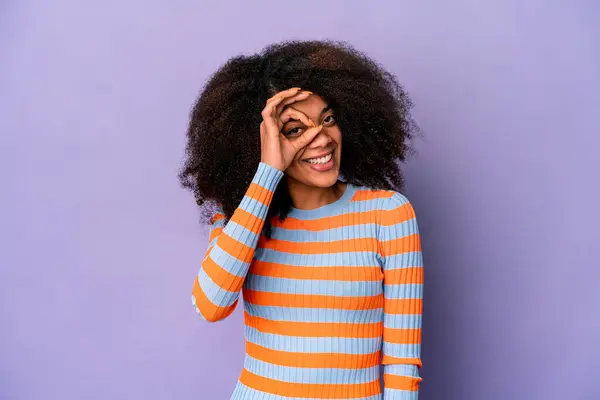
[259, 87, 347, 211]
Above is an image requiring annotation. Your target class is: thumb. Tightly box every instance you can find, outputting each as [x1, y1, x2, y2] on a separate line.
[290, 124, 323, 151]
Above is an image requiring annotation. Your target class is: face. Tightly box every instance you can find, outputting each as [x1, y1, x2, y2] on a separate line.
[281, 94, 342, 188]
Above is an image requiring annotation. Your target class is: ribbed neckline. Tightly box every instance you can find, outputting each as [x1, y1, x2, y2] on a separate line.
[287, 182, 356, 219]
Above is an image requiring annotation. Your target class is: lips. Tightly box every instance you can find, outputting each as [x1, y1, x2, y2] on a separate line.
[302, 150, 334, 162]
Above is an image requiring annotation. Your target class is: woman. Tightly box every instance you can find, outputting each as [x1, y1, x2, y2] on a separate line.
[179, 40, 424, 399]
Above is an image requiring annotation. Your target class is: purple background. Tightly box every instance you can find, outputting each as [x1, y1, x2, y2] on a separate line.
[2, 1, 599, 399]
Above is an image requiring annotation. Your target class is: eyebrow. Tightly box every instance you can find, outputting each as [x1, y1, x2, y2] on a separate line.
[283, 105, 332, 125]
[320, 105, 332, 115]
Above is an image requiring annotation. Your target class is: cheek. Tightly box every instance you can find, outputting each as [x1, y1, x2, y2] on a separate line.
[331, 125, 342, 141]
[332, 128, 342, 151]
[292, 150, 305, 165]
[283, 152, 304, 175]
[283, 161, 305, 182]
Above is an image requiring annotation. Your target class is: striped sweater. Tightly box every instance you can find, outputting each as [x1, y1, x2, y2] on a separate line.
[192, 162, 424, 400]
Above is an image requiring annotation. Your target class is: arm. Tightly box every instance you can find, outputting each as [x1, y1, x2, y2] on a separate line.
[379, 192, 424, 399]
[191, 162, 284, 322]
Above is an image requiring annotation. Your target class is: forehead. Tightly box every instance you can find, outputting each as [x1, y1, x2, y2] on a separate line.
[284, 94, 328, 116]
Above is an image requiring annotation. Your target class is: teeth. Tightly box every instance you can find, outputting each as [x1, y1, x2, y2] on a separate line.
[306, 153, 332, 164]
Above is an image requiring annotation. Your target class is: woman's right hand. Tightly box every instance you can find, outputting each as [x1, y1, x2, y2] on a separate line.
[260, 87, 324, 172]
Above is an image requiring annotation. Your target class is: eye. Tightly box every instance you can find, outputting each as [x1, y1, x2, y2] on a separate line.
[323, 114, 336, 125]
[284, 127, 304, 137]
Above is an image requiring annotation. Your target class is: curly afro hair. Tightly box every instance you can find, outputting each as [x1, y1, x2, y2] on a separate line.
[178, 39, 419, 238]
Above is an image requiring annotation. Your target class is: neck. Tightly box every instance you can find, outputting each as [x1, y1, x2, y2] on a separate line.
[286, 178, 347, 211]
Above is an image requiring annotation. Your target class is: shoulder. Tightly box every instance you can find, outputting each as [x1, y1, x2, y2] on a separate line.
[351, 184, 415, 217]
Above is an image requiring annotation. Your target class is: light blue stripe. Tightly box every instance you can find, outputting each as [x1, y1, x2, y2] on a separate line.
[243, 355, 380, 384]
[383, 364, 420, 378]
[209, 243, 251, 277]
[383, 343, 421, 359]
[238, 196, 270, 219]
[197, 266, 238, 308]
[207, 237, 218, 249]
[258, 188, 410, 221]
[287, 183, 358, 220]
[245, 274, 382, 297]
[245, 326, 381, 354]
[379, 219, 418, 240]
[389, 192, 410, 207]
[212, 220, 259, 249]
[231, 381, 383, 400]
[270, 223, 379, 242]
[383, 284, 423, 300]
[256, 249, 381, 267]
[244, 303, 384, 323]
[384, 314, 422, 329]
[383, 388, 418, 400]
[383, 252, 423, 269]
[253, 162, 284, 189]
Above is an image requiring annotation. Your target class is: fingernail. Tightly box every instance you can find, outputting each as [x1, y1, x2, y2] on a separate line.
[304, 91, 313, 95]
[309, 119, 316, 127]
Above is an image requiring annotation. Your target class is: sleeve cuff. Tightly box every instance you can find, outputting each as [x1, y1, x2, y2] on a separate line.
[252, 162, 284, 192]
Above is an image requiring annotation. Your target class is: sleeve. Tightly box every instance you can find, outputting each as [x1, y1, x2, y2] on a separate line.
[191, 162, 284, 322]
[379, 192, 424, 399]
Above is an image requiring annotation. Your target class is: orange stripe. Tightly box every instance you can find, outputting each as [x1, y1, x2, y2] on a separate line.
[245, 312, 382, 338]
[216, 232, 254, 263]
[381, 233, 421, 257]
[259, 237, 376, 254]
[243, 289, 383, 310]
[269, 210, 379, 231]
[384, 298, 423, 315]
[379, 202, 416, 226]
[383, 374, 422, 391]
[191, 277, 237, 321]
[202, 254, 245, 291]
[384, 327, 422, 344]
[384, 266, 423, 284]
[250, 261, 384, 281]
[211, 212, 226, 224]
[267, 191, 414, 231]
[208, 226, 223, 242]
[382, 355, 422, 368]
[351, 188, 395, 202]
[239, 368, 381, 398]
[246, 341, 380, 368]
[230, 207, 266, 235]
[246, 182, 276, 205]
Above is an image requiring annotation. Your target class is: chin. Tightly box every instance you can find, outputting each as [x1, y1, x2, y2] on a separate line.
[304, 172, 340, 188]
[287, 164, 340, 188]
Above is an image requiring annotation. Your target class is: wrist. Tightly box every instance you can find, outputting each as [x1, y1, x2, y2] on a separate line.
[260, 159, 285, 173]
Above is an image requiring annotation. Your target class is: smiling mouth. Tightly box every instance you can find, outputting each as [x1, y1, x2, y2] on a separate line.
[303, 151, 334, 165]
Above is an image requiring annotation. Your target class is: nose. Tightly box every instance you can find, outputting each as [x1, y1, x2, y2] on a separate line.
[308, 128, 333, 148]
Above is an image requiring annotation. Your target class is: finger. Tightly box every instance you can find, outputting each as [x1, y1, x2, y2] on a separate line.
[266, 87, 302, 104]
[290, 124, 324, 151]
[260, 120, 266, 137]
[261, 96, 287, 135]
[277, 90, 312, 108]
[276, 91, 313, 117]
[279, 107, 313, 127]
